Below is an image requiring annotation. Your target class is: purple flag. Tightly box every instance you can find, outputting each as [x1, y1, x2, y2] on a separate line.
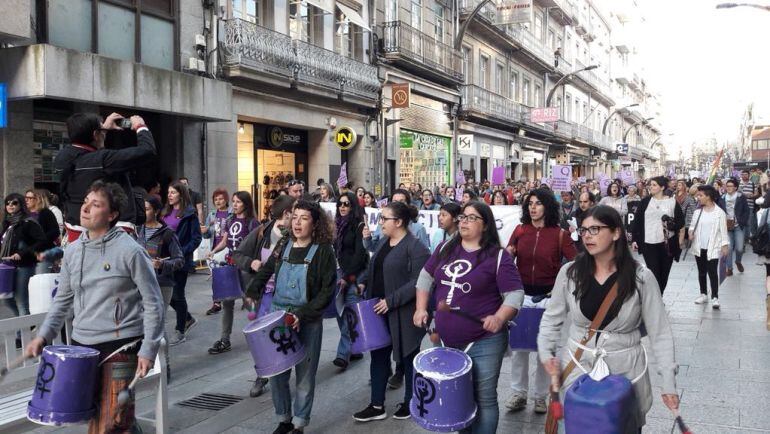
[337, 162, 348, 188]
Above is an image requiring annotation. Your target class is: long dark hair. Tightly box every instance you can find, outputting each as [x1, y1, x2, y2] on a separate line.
[232, 191, 255, 221]
[162, 181, 192, 217]
[336, 191, 365, 224]
[568, 205, 638, 304]
[439, 201, 500, 263]
[521, 188, 560, 227]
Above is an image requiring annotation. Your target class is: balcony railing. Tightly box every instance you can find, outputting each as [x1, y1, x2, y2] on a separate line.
[220, 19, 379, 99]
[574, 59, 611, 98]
[380, 21, 463, 81]
[461, 84, 525, 123]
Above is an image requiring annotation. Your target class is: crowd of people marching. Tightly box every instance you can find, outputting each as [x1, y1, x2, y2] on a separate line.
[3, 111, 770, 433]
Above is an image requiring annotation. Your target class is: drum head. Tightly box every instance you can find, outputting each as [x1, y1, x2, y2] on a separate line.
[44, 345, 101, 358]
[414, 347, 472, 379]
[243, 310, 286, 333]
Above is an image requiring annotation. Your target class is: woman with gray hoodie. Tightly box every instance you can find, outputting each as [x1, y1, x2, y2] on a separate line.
[26, 181, 165, 433]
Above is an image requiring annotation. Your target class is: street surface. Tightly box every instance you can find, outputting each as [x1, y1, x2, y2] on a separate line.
[9, 251, 770, 433]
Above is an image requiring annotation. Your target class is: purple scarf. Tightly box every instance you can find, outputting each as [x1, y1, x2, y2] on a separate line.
[334, 214, 352, 254]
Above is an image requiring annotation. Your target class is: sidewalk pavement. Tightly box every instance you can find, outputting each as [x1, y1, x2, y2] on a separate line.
[17, 251, 770, 433]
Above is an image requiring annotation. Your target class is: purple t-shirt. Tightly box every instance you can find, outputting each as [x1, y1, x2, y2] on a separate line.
[425, 243, 523, 347]
[225, 217, 256, 251]
[163, 211, 181, 232]
[213, 210, 229, 247]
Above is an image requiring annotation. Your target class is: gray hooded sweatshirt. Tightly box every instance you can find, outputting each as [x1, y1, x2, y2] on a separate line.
[38, 227, 164, 361]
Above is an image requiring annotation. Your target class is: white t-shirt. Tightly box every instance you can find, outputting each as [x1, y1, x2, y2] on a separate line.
[696, 208, 717, 251]
[644, 196, 676, 244]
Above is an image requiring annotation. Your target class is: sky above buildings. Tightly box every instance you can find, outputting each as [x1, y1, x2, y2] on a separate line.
[637, 0, 770, 154]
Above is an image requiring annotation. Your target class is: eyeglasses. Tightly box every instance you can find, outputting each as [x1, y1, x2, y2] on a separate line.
[5, 200, 19, 206]
[378, 215, 399, 223]
[457, 214, 483, 223]
[24, 196, 35, 201]
[337, 201, 351, 208]
[577, 225, 610, 237]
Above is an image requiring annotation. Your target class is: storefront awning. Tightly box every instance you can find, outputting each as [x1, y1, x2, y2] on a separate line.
[336, 2, 371, 31]
[305, 0, 335, 15]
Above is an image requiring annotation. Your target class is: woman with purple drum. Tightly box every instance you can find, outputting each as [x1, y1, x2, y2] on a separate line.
[414, 201, 524, 434]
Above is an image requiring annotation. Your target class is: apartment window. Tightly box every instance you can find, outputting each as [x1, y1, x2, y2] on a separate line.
[557, 36, 563, 52]
[523, 78, 531, 105]
[548, 30, 555, 49]
[479, 54, 490, 88]
[534, 84, 542, 106]
[575, 99, 581, 121]
[556, 96, 562, 114]
[565, 94, 572, 120]
[534, 14, 543, 41]
[462, 46, 472, 84]
[495, 63, 505, 94]
[385, 0, 398, 21]
[434, 4, 444, 44]
[583, 102, 588, 123]
[756, 140, 769, 150]
[509, 71, 518, 101]
[232, 0, 259, 23]
[566, 34, 572, 59]
[290, 2, 312, 42]
[411, 0, 422, 30]
[334, 8, 354, 58]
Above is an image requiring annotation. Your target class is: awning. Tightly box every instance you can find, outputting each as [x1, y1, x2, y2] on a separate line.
[336, 2, 371, 31]
[305, 0, 335, 15]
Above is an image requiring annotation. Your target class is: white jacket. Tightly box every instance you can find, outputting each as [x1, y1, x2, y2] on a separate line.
[689, 206, 729, 260]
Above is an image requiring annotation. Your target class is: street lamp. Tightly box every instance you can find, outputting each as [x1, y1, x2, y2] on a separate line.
[623, 117, 654, 143]
[545, 64, 599, 107]
[650, 133, 674, 147]
[602, 103, 639, 135]
[716, 3, 770, 11]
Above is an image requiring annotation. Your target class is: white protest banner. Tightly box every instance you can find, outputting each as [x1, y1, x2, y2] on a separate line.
[551, 165, 572, 191]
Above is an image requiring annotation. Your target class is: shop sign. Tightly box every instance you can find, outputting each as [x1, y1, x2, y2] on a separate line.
[399, 129, 451, 150]
[0, 83, 6, 128]
[530, 107, 559, 123]
[458, 134, 475, 155]
[391, 83, 411, 109]
[492, 145, 505, 160]
[615, 143, 629, 155]
[333, 126, 357, 150]
[480, 143, 491, 158]
[495, 0, 533, 25]
[521, 150, 539, 164]
[267, 126, 302, 148]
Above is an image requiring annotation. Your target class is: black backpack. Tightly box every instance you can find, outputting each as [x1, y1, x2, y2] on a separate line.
[752, 210, 770, 258]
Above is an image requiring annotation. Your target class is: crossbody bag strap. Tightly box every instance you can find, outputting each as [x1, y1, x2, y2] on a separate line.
[559, 281, 619, 384]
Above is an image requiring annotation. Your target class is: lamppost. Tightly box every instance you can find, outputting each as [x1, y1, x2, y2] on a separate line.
[650, 133, 674, 147]
[623, 117, 654, 143]
[716, 2, 770, 11]
[602, 103, 639, 135]
[545, 64, 599, 107]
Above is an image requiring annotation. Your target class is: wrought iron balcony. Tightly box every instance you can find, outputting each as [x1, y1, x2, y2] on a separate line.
[461, 84, 525, 124]
[380, 21, 463, 82]
[220, 19, 379, 101]
[574, 59, 611, 99]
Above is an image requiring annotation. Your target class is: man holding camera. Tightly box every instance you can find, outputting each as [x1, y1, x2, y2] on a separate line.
[55, 112, 156, 242]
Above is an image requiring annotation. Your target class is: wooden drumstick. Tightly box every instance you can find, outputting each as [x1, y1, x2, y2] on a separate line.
[436, 300, 483, 324]
[117, 371, 142, 407]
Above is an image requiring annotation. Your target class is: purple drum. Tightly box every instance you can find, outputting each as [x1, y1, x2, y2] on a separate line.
[27, 345, 100, 426]
[342, 299, 390, 354]
[0, 262, 15, 300]
[508, 307, 545, 351]
[564, 374, 638, 433]
[410, 347, 476, 432]
[243, 310, 306, 378]
[256, 291, 273, 318]
[212, 265, 243, 302]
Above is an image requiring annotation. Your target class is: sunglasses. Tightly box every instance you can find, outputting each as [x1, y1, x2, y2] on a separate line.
[5, 200, 19, 206]
[337, 201, 351, 207]
[287, 180, 304, 187]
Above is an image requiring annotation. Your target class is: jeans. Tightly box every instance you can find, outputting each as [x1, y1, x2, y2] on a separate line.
[642, 242, 674, 294]
[458, 331, 508, 434]
[748, 208, 758, 240]
[370, 345, 418, 406]
[335, 284, 361, 360]
[221, 299, 236, 341]
[725, 227, 745, 269]
[695, 250, 719, 299]
[270, 319, 323, 428]
[6, 266, 34, 317]
[169, 270, 192, 333]
[510, 351, 549, 400]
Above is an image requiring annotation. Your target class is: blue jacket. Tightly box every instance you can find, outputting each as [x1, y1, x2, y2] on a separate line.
[718, 193, 750, 229]
[173, 206, 202, 270]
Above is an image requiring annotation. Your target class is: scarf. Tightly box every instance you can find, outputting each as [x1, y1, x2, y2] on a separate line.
[334, 214, 352, 254]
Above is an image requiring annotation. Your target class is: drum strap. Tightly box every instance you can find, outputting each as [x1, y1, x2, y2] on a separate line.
[559, 281, 618, 385]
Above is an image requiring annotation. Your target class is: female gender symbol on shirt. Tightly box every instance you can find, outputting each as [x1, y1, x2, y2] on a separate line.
[228, 221, 244, 247]
[440, 259, 472, 305]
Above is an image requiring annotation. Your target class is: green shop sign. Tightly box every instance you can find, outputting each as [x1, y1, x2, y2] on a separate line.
[399, 129, 452, 150]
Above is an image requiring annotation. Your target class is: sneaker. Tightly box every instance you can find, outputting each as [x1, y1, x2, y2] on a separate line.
[505, 393, 527, 411]
[694, 294, 708, 304]
[207, 339, 231, 354]
[534, 398, 547, 414]
[333, 357, 349, 370]
[350, 353, 364, 361]
[736, 262, 744, 273]
[353, 404, 387, 422]
[169, 331, 186, 347]
[712, 298, 720, 309]
[206, 303, 222, 315]
[271, 422, 294, 434]
[289, 430, 304, 434]
[250, 377, 269, 397]
[387, 372, 403, 389]
[185, 316, 198, 333]
[392, 402, 411, 420]
[726, 268, 733, 277]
